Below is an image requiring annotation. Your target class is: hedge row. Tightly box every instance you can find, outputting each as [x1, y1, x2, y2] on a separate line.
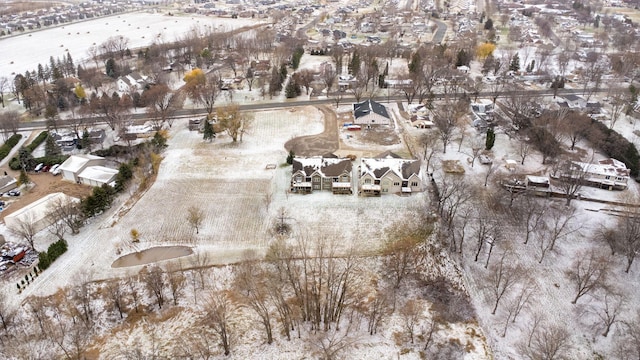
[9, 154, 69, 171]
[25, 131, 48, 152]
[588, 119, 640, 177]
[0, 134, 22, 162]
[37, 239, 68, 270]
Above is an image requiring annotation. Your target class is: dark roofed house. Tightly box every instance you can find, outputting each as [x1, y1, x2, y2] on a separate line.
[353, 99, 391, 125]
[291, 155, 353, 194]
[359, 151, 421, 196]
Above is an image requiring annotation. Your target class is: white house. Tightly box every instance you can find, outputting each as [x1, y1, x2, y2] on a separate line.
[116, 72, 148, 93]
[58, 154, 106, 183]
[353, 99, 391, 126]
[568, 158, 630, 190]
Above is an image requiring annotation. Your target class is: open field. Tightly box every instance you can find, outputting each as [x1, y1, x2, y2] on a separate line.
[0, 11, 265, 79]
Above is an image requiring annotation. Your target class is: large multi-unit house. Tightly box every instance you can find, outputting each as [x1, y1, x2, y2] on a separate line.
[359, 151, 422, 196]
[564, 158, 630, 190]
[290, 155, 353, 194]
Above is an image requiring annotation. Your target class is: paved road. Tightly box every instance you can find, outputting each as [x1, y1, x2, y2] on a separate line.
[432, 19, 448, 44]
[15, 87, 615, 131]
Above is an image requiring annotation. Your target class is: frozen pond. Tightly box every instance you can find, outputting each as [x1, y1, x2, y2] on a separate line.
[0, 11, 264, 79]
[111, 245, 193, 268]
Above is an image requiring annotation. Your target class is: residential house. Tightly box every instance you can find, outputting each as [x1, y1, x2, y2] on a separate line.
[563, 158, 630, 190]
[116, 72, 148, 93]
[290, 155, 353, 194]
[359, 151, 422, 196]
[0, 175, 17, 194]
[58, 154, 106, 183]
[353, 99, 391, 126]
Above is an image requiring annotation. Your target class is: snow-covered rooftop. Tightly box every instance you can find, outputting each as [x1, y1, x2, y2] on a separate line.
[78, 165, 118, 184]
[58, 154, 104, 173]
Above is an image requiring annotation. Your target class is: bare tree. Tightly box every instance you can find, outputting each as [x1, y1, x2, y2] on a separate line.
[187, 206, 205, 234]
[557, 158, 591, 204]
[421, 132, 439, 173]
[127, 275, 141, 313]
[11, 214, 38, 250]
[0, 292, 15, 338]
[567, 249, 609, 304]
[363, 287, 391, 335]
[489, 252, 521, 315]
[433, 97, 465, 153]
[0, 76, 9, 108]
[166, 263, 186, 306]
[518, 140, 531, 165]
[233, 251, 274, 344]
[521, 322, 572, 360]
[517, 195, 547, 245]
[382, 220, 429, 288]
[501, 278, 536, 337]
[46, 196, 83, 235]
[104, 279, 126, 319]
[203, 289, 236, 356]
[595, 291, 624, 337]
[0, 111, 20, 141]
[143, 265, 166, 309]
[400, 300, 423, 344]
[144, 84, 184, 129]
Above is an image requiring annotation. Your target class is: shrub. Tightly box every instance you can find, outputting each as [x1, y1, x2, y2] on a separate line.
[82, 184, 116, 218]
[0, 134, 22, 162]
[26, 131, 48, 153]
[37, 239, 68, 271]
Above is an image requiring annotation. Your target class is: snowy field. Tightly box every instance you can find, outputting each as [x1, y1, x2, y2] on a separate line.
[0, 11, 265, 79]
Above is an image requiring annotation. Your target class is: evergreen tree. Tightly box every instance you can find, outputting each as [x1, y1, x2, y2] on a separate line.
[105, 58, 118, 78]
[81, 129, 91, 150]
[45, 134, 62, 156]
[484, 18, 494, 30]
[279, 63, 287, 83]
[348, 51, 361, 75]
[286, 150, 295, 165]
[408, 52, 421, 74]
[18, 169, 29, 186]
[18, 147, 36, 171]
[203, 119, 215, 141]
[485, 128, 496, 150]
[509, 53, 520, 72]
[285, 79, 300, 98]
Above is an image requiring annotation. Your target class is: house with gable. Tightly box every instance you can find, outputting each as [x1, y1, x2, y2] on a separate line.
[290, 154, 353, 194]
[353, 99, 391, 126]
[359, 151, 422, 196]
[116, 72, 148, 93]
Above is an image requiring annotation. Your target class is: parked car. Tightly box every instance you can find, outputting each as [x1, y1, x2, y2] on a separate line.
[41, 165, 51, 172]
[50, 164, 61, 175]
[34, 163, 44, 172]
[7, 190, 20, 196]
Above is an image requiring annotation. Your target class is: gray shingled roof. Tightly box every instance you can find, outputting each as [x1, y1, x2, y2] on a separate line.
[353, 99, 390, 119]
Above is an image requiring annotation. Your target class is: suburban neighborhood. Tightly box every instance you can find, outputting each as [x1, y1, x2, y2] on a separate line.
[0, 0, 640, 358]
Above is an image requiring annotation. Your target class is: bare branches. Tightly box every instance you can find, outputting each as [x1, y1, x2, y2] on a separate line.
[567, 249, 609, 304]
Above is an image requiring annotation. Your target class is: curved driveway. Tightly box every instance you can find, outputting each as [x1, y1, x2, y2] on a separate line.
[284, 105, 339, 156]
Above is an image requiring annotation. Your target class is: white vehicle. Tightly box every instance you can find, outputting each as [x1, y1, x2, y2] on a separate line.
[34, 163, 44, 172]
[50, 164, 61, 175]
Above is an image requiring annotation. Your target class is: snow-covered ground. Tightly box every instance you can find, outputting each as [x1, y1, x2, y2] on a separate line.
[0, 11, 265, 79]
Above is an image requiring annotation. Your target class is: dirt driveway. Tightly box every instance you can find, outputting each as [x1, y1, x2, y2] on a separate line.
[284, 105, 339, 156]
[0, 169, 93, 221]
